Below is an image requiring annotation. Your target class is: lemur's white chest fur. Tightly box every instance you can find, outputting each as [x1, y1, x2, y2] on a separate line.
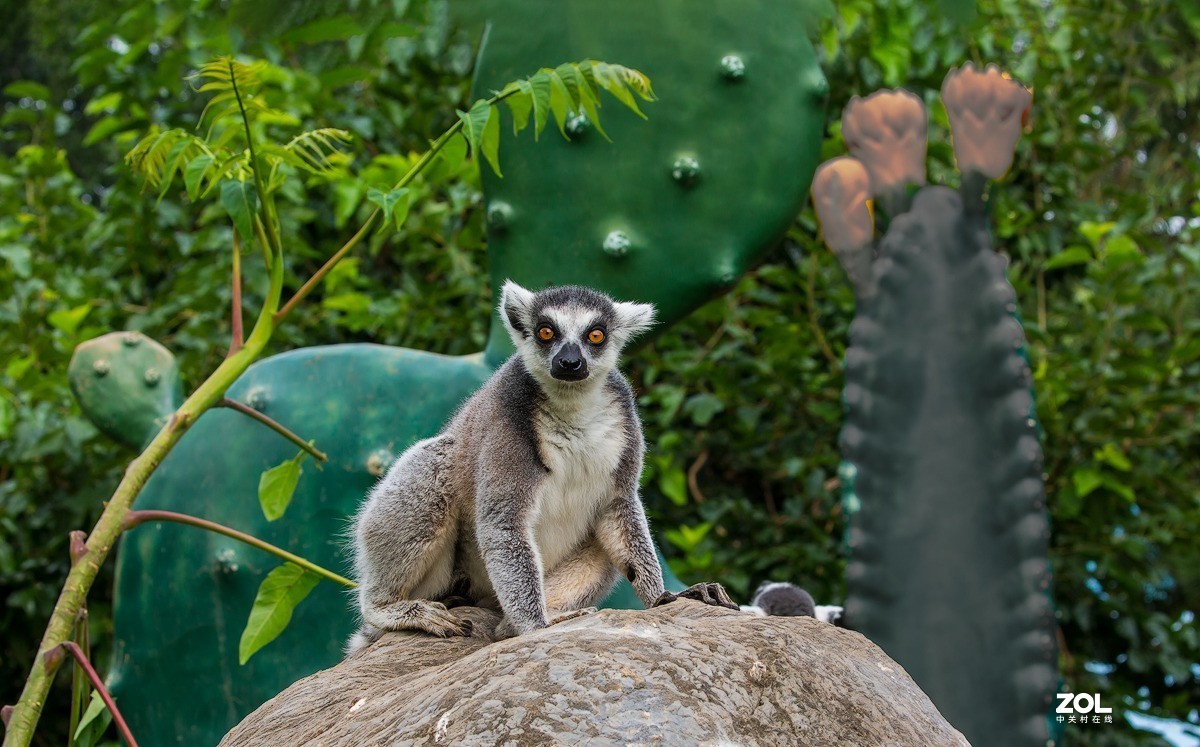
[532, 390, 626, 571]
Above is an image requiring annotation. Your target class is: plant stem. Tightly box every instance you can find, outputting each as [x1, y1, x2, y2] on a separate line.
[217, 398, 328, 462]
[58, 642, 138, 747]
[1, 250, 284, 747]
[274, 86, 519, 324]
[230, 232, 244, 356]
[230, 58, 281, 260]
[124, 510, 355, 588]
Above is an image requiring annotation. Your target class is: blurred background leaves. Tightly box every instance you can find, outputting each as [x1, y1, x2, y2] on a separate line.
[1, 0, 1197, 745]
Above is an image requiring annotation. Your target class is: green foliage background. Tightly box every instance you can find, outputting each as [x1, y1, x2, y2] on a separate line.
[1, 0, 1197, 745]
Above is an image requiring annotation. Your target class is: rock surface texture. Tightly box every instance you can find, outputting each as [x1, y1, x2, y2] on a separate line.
[221, 601, 969, 746]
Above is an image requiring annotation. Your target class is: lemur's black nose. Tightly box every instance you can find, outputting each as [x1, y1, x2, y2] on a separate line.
[551, 343, 588, 380]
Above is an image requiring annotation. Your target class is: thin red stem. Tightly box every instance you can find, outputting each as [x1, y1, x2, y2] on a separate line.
[58, 642, 138, 747]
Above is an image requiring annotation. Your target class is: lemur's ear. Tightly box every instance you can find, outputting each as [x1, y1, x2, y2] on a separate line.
[499, 280, 535, 341]
[613, 300, 656, 341]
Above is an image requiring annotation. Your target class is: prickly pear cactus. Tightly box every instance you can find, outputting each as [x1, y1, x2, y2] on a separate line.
[82, 3, 829, 745]
[67, 332, 182, 448]
[812, 64, 1058, 746]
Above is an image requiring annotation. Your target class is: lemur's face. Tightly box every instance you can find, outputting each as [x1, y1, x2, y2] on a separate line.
[500, 281, 655, 386]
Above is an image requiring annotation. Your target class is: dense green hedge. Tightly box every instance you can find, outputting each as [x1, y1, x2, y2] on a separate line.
[2, 1, 1197, 745]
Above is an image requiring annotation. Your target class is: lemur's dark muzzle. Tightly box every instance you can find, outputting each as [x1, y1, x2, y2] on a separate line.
[551, 343, 588, 381]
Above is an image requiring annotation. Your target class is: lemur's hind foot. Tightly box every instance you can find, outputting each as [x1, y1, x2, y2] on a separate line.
[654, 582, 740, 611]
[363, 599, 474, 639]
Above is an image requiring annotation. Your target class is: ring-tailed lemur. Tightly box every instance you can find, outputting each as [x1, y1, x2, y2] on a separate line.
[742, 581, 845, 625]
[350, 281, 719, 653]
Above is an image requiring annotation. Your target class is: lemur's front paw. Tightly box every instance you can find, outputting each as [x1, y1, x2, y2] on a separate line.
[653, 582, 739, 611]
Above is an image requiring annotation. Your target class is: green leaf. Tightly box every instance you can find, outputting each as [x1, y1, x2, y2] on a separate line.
[6, 355, 34, 381]
[505, 92, 532, 135]
[480, 103, 502, 177]
[83, 91, 121, 116]
[1072, 467, 1103, 498]
[366, 187, 411, 229]
[457, 99, 492, 159]
[48, 304, 92, 334]
[259, 450, 305, 520]
[527, 71, 553, 138]
[683, 393, 725, 426]
[1043, 245, 1091, 270]
[0, 244, 32, 278]
[3, 81, 51, 101]
[658, 464, 688, 506]
[323, 292, 372, 313]
[258, 452, 304, 522]
[82, 115, 127, 146]
[239, 563, 320, 664]
[438, 132, 468, 173]
[73, 690, 112, 747]
[1095, 443, 1132, 472]
[1079, 220, 1116, 249]
[184, 154, 214, 200]
[220, 179, 259, 242]
[283, 15, 365, 45]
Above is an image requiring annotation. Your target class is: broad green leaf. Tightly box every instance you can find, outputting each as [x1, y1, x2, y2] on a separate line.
[683, 393, 725, 426]
[258, 452, 304, 522]
[1095, 443, 1132, 472]
[480, 104, 502, 177]
[3, 81, 51, 101]
[0, 244, 32, 278]
[73, 690, 112, 747]
[6, 355, 34, 381]
[1072, 467, 1103, 498]
[283, 15, 364, 45]
[1043, 246, 1091, 270]
[366, 187, 410, 229]
[83, 115, 127, 146]
[1079, 220, 1116, 249]
[546, 71, 572, 137]
[505, 90, 532, 135]
[527, 71, 553, 138]
[184, 154, 214, 200]
[48, 304, 91, 334]
[557, 63, 608, 140]
[323, 292, 372, 313]
[220, 179, 259, 242]
[0, 396, 12, 439]
[239, 563, 320, 664]
[457, 99, 491, 158]
[333, 179, 365, 229]
[438, 132, 468, 174]
[658, 465, 687, 506]
[83, 91, 121, 115]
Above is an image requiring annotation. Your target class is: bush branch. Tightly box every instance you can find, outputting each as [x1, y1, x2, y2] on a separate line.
[124, 510, 355, 588]
[217, 398, 328, 462]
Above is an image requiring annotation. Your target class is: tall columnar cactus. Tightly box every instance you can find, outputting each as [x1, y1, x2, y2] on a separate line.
[812, 64, 1059, 746]
[69, 3, 829, 744]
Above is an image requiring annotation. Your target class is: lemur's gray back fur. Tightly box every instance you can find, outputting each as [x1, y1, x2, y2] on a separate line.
[348, 281, 664, 653]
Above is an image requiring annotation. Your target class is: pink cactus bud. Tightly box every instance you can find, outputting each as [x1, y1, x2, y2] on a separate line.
[842, 89, 928, 194]
[812, 157, 873, 255]
[941, 62, 1032, 178]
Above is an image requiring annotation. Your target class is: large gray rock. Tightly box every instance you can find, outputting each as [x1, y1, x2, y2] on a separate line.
[221, 601, 969, 746]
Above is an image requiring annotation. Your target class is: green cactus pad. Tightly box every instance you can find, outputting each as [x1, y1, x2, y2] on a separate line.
[68, 332, 182, 449]
[470, 0, 828, 364]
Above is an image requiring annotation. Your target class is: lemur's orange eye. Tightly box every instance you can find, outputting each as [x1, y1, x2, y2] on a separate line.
[537, 326, 555, 342]
[587, 328, 605, 344]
